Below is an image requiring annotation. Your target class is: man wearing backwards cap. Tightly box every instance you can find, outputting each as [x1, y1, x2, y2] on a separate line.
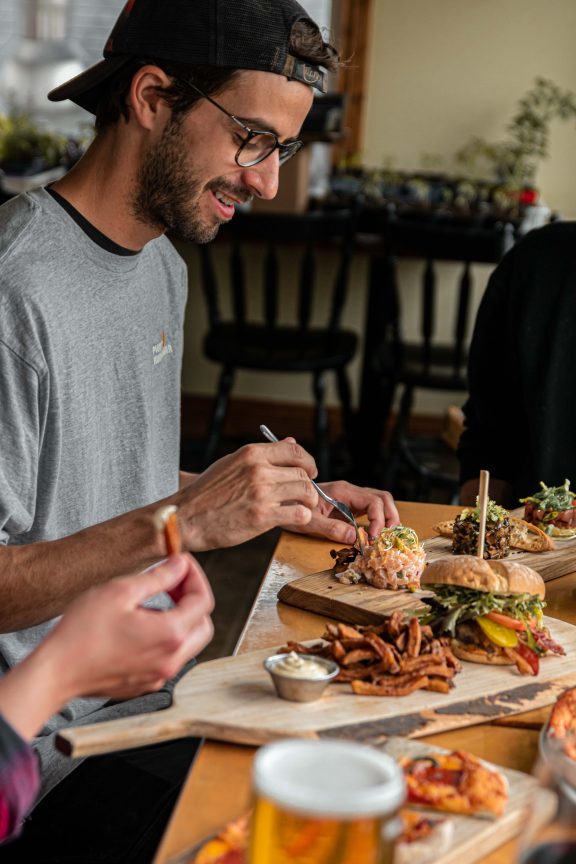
[0, 0, 399, 859]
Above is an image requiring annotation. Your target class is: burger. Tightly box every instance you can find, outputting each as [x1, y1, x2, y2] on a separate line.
[520, 479, 576, 538]
[420, 556, 565, 675]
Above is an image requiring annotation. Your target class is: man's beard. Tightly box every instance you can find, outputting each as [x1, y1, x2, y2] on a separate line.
[131, 113, 247, 244]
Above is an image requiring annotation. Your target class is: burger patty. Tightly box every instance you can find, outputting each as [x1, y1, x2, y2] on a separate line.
[455, 620, 504, 655]
[452, 515, 511, 559]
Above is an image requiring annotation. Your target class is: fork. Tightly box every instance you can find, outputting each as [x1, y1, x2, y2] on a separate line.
[259, 424, 366, 554]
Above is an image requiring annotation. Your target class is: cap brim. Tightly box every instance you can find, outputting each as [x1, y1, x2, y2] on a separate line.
[48, 56, 133, 115]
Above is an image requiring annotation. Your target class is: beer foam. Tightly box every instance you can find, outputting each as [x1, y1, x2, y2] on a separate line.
[253, 739, 405, 817]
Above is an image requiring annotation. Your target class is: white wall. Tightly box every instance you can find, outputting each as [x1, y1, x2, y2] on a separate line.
[363, 0, 576, 219]
[182, 0, 576, 414]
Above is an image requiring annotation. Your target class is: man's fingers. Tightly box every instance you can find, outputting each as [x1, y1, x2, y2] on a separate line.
[119, 555, 191, 606]
[254, 439, 318, 478]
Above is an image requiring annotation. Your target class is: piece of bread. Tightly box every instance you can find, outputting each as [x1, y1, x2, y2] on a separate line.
[432, 517, 554, 553]
[421, 555, 546, 599]
[509, 517, 555, 552]
[432, 520, 454, 538]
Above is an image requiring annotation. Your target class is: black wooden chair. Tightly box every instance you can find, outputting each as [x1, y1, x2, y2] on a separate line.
[355, 208, 515, 499]
[197, 209, 358, 478]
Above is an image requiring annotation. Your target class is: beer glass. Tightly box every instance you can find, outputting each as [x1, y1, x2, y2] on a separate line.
[249, 739, 405, 864]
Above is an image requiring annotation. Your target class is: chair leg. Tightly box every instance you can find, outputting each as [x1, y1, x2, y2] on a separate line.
[384, 384, 414, 490]
[312, 371, 330, 481]
[202, 366, 235, 468]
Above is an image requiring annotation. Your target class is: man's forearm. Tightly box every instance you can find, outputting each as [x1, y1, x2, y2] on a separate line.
[0, 505, 166, 632]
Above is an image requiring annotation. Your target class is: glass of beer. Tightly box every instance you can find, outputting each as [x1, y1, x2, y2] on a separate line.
[249, 739, 405, 864]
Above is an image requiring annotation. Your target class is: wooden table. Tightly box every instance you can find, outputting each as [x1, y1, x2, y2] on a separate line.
[153, 502, 576, 864]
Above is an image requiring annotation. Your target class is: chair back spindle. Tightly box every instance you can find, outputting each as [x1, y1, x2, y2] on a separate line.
[197, 209, 358, 476]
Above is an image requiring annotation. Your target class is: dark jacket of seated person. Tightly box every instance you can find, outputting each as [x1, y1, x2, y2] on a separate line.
[458, 220, 576, 507]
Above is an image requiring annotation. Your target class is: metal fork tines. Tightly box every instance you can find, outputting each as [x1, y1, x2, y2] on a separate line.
[259, 424, 365, 554]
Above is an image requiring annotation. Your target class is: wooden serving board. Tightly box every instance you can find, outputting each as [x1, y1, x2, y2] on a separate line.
[168, 736, 555, 864]
[378, 737, 555, 864]
[277, 534, 576, 625]
[57, 617, 576, 758]
[425, 533, 576, 582]
[277, 568, 430, 625]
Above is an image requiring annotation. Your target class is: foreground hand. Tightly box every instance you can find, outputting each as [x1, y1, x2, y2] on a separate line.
[43, 554, 214, 701]
[175, 441, 319, 550]
[288, 480, 400, 544]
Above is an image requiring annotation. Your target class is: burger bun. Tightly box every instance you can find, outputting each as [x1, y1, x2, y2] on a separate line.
[422, 555, 545, 599]
[451, 639, 515, 666]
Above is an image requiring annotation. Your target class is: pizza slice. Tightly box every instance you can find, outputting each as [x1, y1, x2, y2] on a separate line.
[399, 750, 508, 818]
[395, 810, 453, 864]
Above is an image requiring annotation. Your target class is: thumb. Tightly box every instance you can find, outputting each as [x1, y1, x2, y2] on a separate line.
[124, 556, 190, 605]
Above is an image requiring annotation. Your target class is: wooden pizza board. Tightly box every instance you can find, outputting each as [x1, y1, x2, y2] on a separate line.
[167, 736, 555, 864]
[377, 737, 555, 864]
[57, 617, 576, 758]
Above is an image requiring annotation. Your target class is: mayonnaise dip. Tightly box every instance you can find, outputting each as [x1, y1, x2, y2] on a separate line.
[273, 652, 330, 679]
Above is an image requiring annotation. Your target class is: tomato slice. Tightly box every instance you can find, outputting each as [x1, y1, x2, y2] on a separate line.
[484, 611, 526, 631]
[515, 641, 540, 675]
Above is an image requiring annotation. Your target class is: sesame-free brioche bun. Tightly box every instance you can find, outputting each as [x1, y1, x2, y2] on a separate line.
[422, 555, 545, 600]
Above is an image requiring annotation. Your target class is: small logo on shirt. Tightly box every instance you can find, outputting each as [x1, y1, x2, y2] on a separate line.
[152, 331, 173, 366]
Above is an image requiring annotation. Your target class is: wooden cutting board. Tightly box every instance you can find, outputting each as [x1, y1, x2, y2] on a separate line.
[277, 568, 430, 625]
[57, 617, 576, 758]
[277, 535, 576, 625]
[425, 533, 576, 581]
[167, 736, 555, 864]
[376, 737, 555, 864]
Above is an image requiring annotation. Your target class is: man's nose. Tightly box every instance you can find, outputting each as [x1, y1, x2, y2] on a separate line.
[240, 151, 281, 200]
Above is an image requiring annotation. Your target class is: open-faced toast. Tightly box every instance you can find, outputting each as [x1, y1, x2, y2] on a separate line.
[432, 517, 555, 553]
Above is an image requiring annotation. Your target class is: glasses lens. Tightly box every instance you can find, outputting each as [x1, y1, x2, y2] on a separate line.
[279, 140, 303, 165]
[237, 132, 278, 167]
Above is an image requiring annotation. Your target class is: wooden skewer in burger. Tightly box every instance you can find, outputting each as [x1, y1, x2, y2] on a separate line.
[421, 470, 565, 675]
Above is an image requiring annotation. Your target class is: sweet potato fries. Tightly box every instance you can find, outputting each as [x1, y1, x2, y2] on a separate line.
[279, 612, 462, 696]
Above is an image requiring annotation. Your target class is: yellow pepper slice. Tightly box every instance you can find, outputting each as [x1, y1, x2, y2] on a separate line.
[477, 616, 519, 648]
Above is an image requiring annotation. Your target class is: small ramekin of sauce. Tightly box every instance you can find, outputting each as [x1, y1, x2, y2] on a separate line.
[264, 651, 340, 702]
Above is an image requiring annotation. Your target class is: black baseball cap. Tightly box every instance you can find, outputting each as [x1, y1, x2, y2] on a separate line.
[48, 0, 328, 114]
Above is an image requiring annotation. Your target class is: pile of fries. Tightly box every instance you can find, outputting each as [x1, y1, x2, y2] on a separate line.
[279, 612, 462, 697]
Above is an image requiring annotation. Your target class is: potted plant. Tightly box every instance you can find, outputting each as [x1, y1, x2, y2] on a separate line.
[0, 112, 84, 194]
[456, 77, 576, 193]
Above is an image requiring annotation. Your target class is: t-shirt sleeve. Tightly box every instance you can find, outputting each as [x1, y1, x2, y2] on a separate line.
[0, 714, 40, 843]
[0, 341, 41, 544]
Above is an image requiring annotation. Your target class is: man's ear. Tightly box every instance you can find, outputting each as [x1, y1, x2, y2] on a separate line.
[128, 65, 173, 130]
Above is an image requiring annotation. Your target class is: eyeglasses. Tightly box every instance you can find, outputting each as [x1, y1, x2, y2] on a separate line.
[179, 80, 304, 167]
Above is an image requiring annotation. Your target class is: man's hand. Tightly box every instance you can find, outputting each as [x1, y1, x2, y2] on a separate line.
[175, 441, 319, 550]
[288, 480, 400, 544]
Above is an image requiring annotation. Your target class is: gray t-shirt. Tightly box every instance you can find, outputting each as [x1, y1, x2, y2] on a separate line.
[0, 188, 188, 794]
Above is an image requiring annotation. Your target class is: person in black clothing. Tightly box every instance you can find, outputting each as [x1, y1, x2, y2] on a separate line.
[458, 220, 576, 507]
